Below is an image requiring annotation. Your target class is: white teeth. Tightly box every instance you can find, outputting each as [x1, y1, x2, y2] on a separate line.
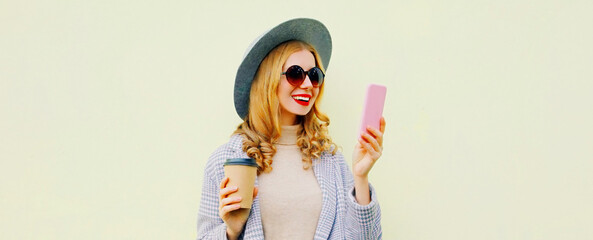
[292, 96, 310, 102]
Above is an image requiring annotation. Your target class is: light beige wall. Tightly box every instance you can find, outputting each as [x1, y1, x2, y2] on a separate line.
[1, 1, 592, 239]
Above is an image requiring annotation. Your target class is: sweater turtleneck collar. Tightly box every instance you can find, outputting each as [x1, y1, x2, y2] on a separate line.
[277, 124, 301, 145]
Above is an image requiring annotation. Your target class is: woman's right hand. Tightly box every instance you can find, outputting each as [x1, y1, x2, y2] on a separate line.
[219, 177, 258, 240]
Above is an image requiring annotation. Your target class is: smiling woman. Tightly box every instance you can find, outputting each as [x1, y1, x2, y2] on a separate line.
[196, 18, 385, 240]
[236, 41, 333, 173]
[278, 48, 322, 122]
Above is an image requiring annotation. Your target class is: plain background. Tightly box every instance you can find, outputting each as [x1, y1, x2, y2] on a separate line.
[1, 0, 592, 239]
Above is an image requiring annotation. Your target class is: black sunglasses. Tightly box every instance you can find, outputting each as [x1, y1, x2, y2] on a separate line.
[281, 65, 325, 87]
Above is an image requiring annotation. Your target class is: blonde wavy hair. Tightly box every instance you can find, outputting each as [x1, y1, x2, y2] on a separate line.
[234, 40, 338, 175]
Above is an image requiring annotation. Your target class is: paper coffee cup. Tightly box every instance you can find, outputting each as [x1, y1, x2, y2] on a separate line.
[224, 158, 258, 209]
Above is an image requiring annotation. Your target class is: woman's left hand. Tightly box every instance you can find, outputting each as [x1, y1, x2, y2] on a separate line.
[352, 117, 386, 178]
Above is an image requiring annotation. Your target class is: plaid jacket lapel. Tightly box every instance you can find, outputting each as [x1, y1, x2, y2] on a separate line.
[312, 155, 338, 240]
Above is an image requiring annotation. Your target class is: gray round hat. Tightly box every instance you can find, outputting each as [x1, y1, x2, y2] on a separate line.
[234, 18, 332, 119]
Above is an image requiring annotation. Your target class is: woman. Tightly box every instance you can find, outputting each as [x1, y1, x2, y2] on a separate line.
[197, 18, 385, 240]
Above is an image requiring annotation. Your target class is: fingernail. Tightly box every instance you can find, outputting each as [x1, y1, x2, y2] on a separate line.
[235, 197, 242, 201]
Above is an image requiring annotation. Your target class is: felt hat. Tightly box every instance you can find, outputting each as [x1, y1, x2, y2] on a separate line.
[234, 18, 332, 119]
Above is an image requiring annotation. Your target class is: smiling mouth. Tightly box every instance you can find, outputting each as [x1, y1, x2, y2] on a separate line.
[292, 94, 311, 106]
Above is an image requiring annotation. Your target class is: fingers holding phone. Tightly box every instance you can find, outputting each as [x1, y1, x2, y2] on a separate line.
[352, 84, 387, 178]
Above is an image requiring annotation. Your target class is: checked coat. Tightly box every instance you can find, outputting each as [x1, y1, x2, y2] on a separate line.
[197, 134, 382, 239]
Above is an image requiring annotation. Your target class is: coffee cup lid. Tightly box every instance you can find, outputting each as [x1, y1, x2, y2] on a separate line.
[224, 158, 258, 167]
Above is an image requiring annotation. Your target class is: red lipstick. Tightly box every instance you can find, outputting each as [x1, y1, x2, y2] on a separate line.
[292, 94, 312, 106]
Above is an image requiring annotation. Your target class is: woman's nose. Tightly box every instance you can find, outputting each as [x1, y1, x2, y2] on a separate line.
[299, 75, 313, 89]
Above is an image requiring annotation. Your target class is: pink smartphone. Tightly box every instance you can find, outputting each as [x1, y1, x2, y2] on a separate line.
[359, 84, 387, 136]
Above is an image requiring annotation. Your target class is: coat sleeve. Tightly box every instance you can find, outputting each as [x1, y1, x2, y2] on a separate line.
[196, 149, 229, 240]
[338, 154, 383, 239]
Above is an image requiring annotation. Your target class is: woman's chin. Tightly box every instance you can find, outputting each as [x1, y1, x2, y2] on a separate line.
[291, 108, 312, 116]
